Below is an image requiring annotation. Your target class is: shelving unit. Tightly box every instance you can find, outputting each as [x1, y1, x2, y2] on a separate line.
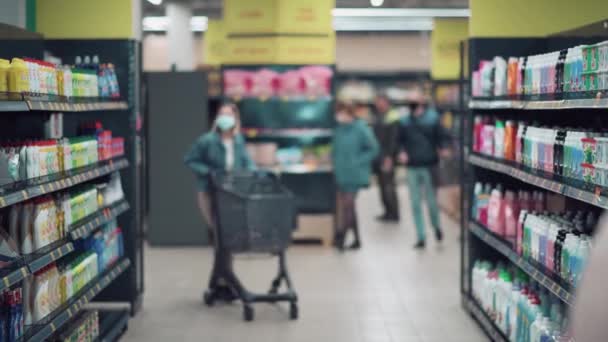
[469, 222, 574, 305]
[222, 65, 337, 245]
[24, 259, 131, 342]
[461, 36, 606, 340]
[0, 35, 142, 341]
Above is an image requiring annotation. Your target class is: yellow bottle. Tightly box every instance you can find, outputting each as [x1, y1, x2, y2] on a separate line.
[8, 58, 29, 93]
[0, 59, 9, 92]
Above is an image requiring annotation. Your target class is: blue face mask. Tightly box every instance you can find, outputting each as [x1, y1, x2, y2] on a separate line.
[216, 114, 236, 132]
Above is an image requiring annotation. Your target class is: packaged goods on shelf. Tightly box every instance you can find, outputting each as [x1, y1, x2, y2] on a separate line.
[0, 287, 25, 341]
[472, 40, 608, 97]
[27, 252, 98, 323]
[55, 310, 99, 342]
[78, 121, 125, 161]
[223, 66, 333, 99]
[25, 235, 123, 326]
[77, 219, 124, 273]
[0, 172, 125, 256]
[0, 55, 120, 98]
[472, 260, 572, 342]
[473, 182, 596, 287]
[473, 117, 608, 188]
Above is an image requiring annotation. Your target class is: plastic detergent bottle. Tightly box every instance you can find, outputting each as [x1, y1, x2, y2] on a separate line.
[0, 59, 9, 92]
[8, 58, 29, 93]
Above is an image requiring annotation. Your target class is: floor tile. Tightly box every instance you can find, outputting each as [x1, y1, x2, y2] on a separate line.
[122, 187, 485, 341]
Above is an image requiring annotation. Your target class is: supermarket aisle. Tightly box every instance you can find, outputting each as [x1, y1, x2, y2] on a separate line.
[123, 187, 485, 342]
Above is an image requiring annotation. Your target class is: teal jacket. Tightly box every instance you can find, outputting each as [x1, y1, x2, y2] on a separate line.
[184, 131, 255, 191]
[332, 119, 380, 192]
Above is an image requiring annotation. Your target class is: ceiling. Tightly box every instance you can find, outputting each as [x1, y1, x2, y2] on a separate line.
[143, 0, 469, 17]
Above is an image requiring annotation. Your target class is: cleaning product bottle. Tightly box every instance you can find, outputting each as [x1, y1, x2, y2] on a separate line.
[8, 58, 29, 93]
[0, 59, 9, 92]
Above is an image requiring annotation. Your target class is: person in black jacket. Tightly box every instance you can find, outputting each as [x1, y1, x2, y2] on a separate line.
[398, 93, 451, 249]
[372, 95, 401, 222]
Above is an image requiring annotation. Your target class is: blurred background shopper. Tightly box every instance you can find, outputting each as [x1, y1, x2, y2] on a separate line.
[372, 95, 401, 223]
[398, 93, 451, 249]
[332, 101, 379, 250]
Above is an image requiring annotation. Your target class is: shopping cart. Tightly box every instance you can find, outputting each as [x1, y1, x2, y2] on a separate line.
[203, 171, 298, 321]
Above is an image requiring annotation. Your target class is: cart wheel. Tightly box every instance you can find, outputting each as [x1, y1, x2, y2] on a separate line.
[289, 303, 298, 320]
[203, 291, 214, 306]
[243, 305, 255, 322]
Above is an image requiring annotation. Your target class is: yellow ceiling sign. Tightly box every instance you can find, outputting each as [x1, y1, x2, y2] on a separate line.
[431, 18, 469, 80]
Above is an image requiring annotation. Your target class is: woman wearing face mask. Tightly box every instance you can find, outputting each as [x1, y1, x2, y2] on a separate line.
[332, 101, 379, 250]
[184, 103, 256, 239]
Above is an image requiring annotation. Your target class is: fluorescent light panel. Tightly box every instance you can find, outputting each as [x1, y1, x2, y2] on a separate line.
[143, 16, 208, 32]
[332, 8, 470, 17]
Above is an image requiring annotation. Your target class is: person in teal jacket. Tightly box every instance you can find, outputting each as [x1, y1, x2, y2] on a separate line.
[184, 103, 255, 236]
[332, 101, 380, 250]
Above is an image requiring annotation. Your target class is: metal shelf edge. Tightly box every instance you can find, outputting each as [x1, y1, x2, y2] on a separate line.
[0, 158, 129, 209]
[469, 98, 608, 110]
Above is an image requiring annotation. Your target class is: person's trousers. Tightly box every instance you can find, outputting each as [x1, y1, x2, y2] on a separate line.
[335, 191, 360, 242]
[377, 170, 400, 219]
[406, 167, 441, 242]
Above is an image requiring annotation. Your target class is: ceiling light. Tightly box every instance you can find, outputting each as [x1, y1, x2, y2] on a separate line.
[143, 16, 208, 32]
[370, 0, 384, 7]
[332, 8, 470, 17]
[147, 0, 162, 5]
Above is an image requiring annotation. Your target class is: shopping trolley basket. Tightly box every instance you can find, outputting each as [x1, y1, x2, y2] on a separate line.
[203, 171, 298, 321]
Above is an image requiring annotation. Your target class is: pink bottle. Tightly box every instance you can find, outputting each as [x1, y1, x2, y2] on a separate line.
[504, 190, 520, 246]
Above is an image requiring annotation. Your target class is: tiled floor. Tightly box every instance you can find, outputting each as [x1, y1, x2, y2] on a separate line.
[122, 187, 486, 342]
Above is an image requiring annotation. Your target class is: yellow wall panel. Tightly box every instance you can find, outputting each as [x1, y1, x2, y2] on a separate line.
[224, 35, 336, 65]
[431, 18, 468, 80]
[36, 0, 134, 39]
[204, 20, 226, 66]
[224, 0, 334, 34]
[470, 0, 608, 37]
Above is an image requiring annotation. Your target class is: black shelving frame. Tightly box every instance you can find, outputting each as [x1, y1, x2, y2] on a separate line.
[460, 36, 608, 340]
[0, 35, 142, 341]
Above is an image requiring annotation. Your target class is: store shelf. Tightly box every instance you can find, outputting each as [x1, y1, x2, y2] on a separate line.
[0, 265, 29, 293]
[469, 97, 608, 110]
[465, 296, 509, 342]
[0, 94, 128, 113]
[0, 157, 129, 209]
[24, 258, 131, 342]
[467, 153, 608, 209]
[69, 200, 130, 240]
[96, 310, 130, 342]
[469, 222, 574, 305]
[26, 241, 76, 274]
[243, 128, 333, 138]
[0, 100, 30, 112]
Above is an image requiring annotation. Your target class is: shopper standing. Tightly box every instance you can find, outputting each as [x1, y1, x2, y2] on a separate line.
[398, 93, 451, 249]
[184, 103, 256, 239]
[332, 101, 379, 250]
[372, 95, 401, 222]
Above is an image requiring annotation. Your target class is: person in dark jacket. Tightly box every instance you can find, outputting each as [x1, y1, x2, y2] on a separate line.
[372, 95, 401, 222]
[184, 103, 256, 235]
[332, 101, 379, 250]
[398, 93, 451, 249]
